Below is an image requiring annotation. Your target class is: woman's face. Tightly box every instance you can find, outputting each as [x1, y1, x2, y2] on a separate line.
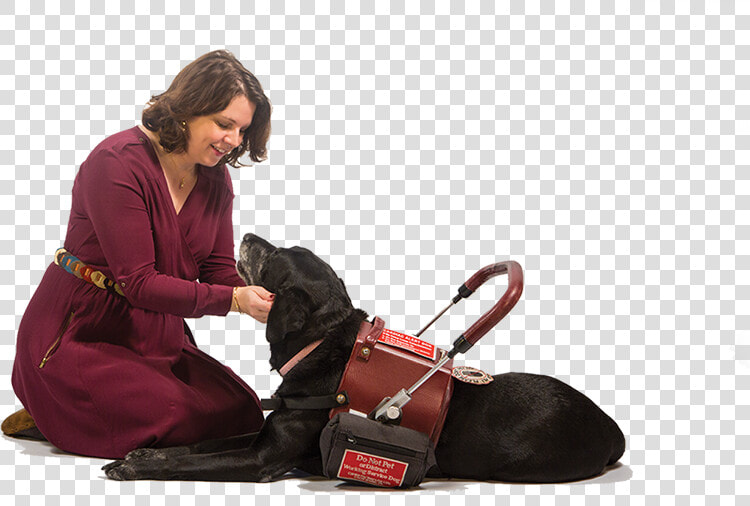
[184, 95, 256, 167]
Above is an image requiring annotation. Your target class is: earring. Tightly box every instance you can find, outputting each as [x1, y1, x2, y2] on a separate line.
[180, 121, 186, 130]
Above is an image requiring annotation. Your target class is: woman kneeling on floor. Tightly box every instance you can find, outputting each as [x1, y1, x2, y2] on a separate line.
[5, 50, 275, 458]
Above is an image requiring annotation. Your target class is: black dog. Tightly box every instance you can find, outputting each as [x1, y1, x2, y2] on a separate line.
[104, 234, 625, 483]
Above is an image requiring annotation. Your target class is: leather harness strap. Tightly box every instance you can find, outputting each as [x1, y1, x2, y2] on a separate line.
[262, 337, 348, 411]
[358, 316, 385, 362]
[261, 391, 350, 411]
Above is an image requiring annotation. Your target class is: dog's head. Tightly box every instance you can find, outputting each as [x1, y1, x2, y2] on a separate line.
[238, 234, 357, 371]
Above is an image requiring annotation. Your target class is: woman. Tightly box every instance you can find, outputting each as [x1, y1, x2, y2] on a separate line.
[6, 50, 274, 459]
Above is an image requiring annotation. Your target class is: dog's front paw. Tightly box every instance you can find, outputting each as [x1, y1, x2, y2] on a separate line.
[125, 446, 189, 461]
[103, 458, 175, 481]
[103, 460, 139, 481]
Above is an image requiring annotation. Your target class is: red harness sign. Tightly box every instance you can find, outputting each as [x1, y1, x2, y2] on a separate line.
[378, 328, 437, 361]
[337, 449, 409, 487]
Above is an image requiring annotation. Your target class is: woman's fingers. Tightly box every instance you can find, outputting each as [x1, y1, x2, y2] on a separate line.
[237, 286, 275, 323]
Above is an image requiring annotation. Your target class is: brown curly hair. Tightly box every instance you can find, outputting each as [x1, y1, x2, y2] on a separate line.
[141, 50, 271, 165]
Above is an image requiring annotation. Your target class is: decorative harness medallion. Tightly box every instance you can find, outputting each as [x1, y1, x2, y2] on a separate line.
[452, 366, 493, 385]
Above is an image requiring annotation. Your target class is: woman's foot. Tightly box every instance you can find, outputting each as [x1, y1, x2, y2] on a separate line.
[2, 408, 47, 441]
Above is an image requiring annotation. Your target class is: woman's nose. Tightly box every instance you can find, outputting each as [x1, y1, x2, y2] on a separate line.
[226, 129, 241, 148]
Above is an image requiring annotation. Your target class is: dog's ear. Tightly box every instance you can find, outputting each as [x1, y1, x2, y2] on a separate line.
[309, 285, 354, 334]
[265, 288, 311, 344]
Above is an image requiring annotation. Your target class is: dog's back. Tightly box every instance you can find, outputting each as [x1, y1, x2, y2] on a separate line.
[433, 372, 625, 482]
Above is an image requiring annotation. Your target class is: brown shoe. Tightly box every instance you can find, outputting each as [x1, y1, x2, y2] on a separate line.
[2, 408, 46, 441]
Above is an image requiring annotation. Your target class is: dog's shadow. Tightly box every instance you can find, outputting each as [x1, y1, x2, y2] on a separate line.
[295, 462, 632, 492]
[6, 435, 632, 489]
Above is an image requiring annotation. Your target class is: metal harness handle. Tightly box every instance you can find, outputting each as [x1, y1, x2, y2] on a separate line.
[450, 261, 524, 355]
[371, 261, 524, 423]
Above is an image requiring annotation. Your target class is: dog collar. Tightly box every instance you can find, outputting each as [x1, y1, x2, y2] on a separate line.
[279, 339, 324, 376]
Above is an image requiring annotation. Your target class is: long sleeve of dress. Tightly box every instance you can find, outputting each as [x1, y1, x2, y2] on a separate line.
[77, 149, 234, 318]
[198, 174, 247, 288]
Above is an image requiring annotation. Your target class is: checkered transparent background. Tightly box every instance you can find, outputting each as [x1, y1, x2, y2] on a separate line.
[1, 0, 746, 504]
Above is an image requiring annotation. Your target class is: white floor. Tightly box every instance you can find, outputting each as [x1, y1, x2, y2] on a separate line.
[6, 434, 632, 495]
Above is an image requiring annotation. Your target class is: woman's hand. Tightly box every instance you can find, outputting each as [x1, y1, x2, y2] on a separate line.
[233, 286, 275, 323]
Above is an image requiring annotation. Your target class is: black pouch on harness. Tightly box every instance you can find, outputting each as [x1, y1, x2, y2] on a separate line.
[319, 412, 437, 488]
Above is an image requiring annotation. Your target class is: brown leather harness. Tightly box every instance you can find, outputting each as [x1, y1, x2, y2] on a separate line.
[261, 317, 454, 443]
[261, 261, 524, 446]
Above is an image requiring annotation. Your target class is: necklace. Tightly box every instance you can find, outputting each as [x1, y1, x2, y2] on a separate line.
[160, 150, 194, 191]
[141, 127, 194, 190]
[174, 170, 193, 190]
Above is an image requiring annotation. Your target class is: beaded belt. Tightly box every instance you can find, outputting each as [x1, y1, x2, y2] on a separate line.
[54, 248, 125, 297]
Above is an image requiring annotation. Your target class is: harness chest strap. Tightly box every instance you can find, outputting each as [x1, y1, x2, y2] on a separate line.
[261, 338, 350, 411]
[261, 392, 349, 411]
[260, 318, 385, 411]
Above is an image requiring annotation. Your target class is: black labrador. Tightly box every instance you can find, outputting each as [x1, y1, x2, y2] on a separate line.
[104, 234, 625, 483]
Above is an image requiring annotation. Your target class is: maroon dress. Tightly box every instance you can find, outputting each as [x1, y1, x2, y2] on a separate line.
[11, 126, 265, 459]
